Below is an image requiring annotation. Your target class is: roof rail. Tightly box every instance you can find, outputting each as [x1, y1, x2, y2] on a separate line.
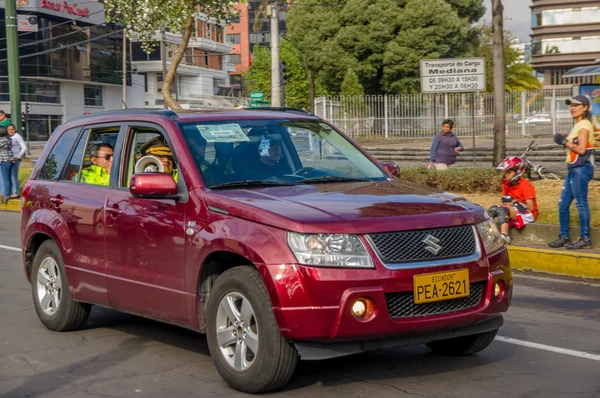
[68, 108, 178, 123]
[242, 107, 315, 116]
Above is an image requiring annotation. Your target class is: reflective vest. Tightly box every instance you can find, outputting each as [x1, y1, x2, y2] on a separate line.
[80, 165, 110, 186]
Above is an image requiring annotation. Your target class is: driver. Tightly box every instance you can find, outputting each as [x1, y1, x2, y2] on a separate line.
[254, 134, 286, 177]
[140, 137, 180, 182]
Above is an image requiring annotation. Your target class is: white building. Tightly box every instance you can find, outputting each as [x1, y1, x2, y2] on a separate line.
[132, 13, 247, 110]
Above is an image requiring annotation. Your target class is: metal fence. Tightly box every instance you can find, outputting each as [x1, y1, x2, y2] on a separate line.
[314, 88, 575, 139]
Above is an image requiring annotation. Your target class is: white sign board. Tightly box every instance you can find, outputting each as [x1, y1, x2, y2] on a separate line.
[420, 58, 486, 93]
[17, 15, 38, 32]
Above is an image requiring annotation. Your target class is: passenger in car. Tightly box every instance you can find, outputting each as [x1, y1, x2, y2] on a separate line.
[139, 137, 180, 182]
[80, 143, 114, 186]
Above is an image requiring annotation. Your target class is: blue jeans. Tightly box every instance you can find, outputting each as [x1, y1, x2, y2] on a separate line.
[8, 159, 20, 196]
[0, 162, 11, 197]
[559, 162, 594, 240]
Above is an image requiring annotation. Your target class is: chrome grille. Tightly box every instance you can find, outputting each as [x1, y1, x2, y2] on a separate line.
[385, 282, 485, 319]
[368, 225, 477, 264]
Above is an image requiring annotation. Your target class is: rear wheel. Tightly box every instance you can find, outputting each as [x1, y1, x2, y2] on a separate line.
[426, 329, 499, 356]
[205, 266, 298, 393]
[31, 240, 91, 331]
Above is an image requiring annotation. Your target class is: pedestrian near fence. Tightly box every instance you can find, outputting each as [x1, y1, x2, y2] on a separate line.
[428, 119, 463, 170]
[0, 126, 13, 203]
[548, 95, 595, 250]
[7, 124, 27, 198]
[0, 110, 11, 127]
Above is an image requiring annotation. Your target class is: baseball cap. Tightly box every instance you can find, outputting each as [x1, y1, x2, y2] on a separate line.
[566, 95, 591, 107]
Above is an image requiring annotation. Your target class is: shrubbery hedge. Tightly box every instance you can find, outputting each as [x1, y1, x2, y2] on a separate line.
[398, 167, 503, 194]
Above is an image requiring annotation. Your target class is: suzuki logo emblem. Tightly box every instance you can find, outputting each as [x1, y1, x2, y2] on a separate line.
[422, 234, 442, 255]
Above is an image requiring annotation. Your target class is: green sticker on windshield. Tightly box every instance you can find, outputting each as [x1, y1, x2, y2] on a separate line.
[196, 124, 250, 143]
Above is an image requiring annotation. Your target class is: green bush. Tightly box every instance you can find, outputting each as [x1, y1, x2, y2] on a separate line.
[399, 167, 502, 194]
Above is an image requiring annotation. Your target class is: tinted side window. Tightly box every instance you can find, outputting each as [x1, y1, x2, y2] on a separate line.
[38, 128, 80, 181]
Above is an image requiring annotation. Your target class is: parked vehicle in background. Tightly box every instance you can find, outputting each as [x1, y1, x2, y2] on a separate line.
[20, 108, 512, 393]
[517, 114, 552, 124]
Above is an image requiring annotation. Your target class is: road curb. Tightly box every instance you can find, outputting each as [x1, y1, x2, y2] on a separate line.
[507, 246, 600, 279]
[0, 200, 20, 212]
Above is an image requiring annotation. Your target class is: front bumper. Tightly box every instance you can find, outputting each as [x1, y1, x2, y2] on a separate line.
[267, 247, 512, 345]
[294, 315, 504, 360]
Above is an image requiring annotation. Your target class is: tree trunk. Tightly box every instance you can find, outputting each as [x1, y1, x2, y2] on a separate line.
[492, 0, 506, 166]
[162, 15, 195, 110]
[308, 70, 315, 113]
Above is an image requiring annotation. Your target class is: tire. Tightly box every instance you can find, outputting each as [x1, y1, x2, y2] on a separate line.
[426, 328, 499, 356]
[31, 240, 91, 331]
[205, 266, 298, 393]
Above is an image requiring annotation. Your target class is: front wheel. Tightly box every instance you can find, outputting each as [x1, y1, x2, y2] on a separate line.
[426, 329, 499, 356]
[205, 266, 298, 393]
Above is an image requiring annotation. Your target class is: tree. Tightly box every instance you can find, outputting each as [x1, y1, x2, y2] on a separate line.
[491, 0, 505, 166]
[104, 0, 238, 110]
[287, 0, 484, 95]
[243, 40, 327, 111]
[477, 24, 541, 91]
[340, 69, 364, 97]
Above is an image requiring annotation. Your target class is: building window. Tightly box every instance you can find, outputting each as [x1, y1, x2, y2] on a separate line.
[226, 34, 241, 44]
[84, 85, 103, 106]
[533, 7, 600, 27]
[206, 24, 212, 40]
[229, 54, 242, 65]
[231, 16, 240, 23]
[0, 80, 60, 104]
[532, 36, 600, 55]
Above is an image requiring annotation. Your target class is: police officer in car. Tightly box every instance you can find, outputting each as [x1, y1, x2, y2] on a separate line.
[140, 137, 180, 182]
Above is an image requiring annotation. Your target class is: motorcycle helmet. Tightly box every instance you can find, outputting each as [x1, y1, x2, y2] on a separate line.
[496, 156, 525, 184]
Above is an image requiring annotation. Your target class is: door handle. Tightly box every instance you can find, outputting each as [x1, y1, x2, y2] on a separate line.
[50, 196, 63, 206]
[105, 206, 122, 216]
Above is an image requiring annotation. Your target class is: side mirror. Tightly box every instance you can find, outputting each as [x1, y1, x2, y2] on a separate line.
[381, 161, 400, 179]
[130, 173, 178, 198]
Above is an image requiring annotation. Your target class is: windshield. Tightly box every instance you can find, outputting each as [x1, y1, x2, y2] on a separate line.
[178, 119, 387, 189]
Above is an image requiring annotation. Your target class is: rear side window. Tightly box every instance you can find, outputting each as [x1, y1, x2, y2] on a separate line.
[38, 128, 80, 181]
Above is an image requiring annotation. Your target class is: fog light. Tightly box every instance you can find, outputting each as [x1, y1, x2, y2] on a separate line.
[494, 283, 501, 297]
[351, 299, 367, 317]
[494, 280, 506, 302]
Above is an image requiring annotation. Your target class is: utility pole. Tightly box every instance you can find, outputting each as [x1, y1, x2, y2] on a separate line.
[161, 25, 168, 109]
[5, 0, 22, 132]
[492, 0, 506, 166]
[270, 3, 281, 107]
[122, 31, 127, 109]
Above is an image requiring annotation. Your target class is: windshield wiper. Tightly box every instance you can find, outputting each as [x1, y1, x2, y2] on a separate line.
[210, 180, 295, 190]
[298, 176, 370, 184]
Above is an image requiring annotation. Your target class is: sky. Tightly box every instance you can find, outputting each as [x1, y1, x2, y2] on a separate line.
[482, 0, 533, 43]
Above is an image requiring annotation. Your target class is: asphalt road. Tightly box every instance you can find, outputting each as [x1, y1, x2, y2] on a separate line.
[1, 212, 599, 398]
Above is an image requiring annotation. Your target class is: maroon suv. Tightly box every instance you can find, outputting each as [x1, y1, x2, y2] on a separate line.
[21, 108, 512, 393]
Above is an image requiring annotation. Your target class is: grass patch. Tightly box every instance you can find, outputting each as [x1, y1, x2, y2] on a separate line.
[399, 166, 600, 226]
[399, 166, 502, 194]
[460, 180, 600, 227]
[19, 167, 33, 192]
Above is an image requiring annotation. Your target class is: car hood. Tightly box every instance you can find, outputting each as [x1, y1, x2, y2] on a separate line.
[204, 180, 487, 234]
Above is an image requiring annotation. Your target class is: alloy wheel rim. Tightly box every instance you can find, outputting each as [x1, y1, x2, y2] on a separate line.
[215, 292, 259, 372]
[36, 256, 62, 315]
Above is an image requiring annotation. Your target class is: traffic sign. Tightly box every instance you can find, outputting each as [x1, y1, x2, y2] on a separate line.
[420, 58, 486, 93]
[250, 91, 265, 100]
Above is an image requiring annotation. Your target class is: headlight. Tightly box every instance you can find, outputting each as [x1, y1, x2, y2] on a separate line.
[287, 232, 374, 268]
[477, 218, 505, 254]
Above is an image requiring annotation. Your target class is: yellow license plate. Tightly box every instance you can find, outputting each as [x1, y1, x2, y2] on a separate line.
[413, 269, 470, 305]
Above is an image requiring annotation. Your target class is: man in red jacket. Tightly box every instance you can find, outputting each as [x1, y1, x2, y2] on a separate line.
[488, 156, 538, 244]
